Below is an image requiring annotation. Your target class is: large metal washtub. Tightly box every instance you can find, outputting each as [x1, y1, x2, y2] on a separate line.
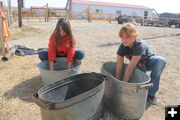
[32, 73, 106, 120]
[38, 57, 81, 85]
[100, 62, 152, 120]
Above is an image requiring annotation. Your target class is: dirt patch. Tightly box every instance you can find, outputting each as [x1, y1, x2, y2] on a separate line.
[0, 20, 180, 120]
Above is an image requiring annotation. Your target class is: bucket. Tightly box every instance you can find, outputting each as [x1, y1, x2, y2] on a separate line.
[100, 62, 152, 119]
[38, 57, 81, 85]
[32, 72, 106, 120]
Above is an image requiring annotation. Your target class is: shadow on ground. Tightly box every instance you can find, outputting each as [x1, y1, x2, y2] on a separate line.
[97, 42, 120, 47]
[146, 102, 152, 110]
[3, 75, 43, 102]
[97, 33, 180, 48]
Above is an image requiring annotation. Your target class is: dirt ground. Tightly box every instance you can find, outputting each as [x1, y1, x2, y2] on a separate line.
[0, 20, 180, 120]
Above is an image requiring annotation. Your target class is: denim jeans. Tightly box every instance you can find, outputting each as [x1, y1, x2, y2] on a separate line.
[38, 50, 85, 61]
[137, 56, 166, 97]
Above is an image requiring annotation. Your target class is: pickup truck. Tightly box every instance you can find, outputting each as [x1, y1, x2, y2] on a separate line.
[168, 20, 180, 28]
[116, 15, 129, 24]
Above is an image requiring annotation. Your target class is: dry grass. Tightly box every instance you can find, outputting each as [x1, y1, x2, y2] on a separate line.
[10, 24, 43, 41]
[0, 61, 10, 70]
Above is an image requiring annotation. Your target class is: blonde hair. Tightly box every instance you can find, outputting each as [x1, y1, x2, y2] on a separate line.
[119, 22, 138, 38]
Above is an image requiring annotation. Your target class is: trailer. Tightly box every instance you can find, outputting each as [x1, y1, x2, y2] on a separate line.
[142, 19, 169, 27]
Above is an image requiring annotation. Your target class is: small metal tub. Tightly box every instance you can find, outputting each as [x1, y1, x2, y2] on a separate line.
[38, 57, 81, 85]
[101, 62, 152, 119]
[32, 73, 105, 120]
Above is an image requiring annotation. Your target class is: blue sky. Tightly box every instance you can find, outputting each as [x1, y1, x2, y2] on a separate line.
[5, 0, 180, 13]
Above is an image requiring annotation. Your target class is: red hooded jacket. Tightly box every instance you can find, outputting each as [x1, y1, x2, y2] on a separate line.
[48, 33, 75, 62]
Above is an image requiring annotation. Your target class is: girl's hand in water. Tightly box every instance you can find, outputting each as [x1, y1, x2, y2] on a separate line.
[49, 61, 54, 72]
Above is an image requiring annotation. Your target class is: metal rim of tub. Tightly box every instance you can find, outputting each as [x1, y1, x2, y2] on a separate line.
[100, 61, 151, 85]
[36, 72, 106, 110]
[38, 57, 82, 72]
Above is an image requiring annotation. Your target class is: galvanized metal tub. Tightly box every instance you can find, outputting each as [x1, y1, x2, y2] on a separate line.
[32, 73, 105, 120]
[100, 62, 152, 120]
[38, 57, 81, 85]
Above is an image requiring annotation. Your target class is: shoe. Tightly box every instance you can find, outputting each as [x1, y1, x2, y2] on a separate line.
[147, 95, 158, 105]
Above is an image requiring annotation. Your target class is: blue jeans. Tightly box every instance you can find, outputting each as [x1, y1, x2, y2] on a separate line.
[38, 50, 85, 61]
[137, 56, 166, 97]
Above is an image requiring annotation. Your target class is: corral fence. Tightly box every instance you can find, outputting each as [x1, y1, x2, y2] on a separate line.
[11, 9, 180, 28]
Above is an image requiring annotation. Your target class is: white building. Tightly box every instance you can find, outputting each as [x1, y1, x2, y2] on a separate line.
[66, 0, 154, 19]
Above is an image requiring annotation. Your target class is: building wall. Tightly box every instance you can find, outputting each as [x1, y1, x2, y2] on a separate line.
[71, 3, 153, 18]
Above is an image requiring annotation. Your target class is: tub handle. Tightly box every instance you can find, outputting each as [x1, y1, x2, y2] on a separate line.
[139, 83, 153, 90]
[32, 93, 54, 109]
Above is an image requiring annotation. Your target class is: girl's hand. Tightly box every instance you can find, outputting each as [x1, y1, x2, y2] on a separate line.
[49, 61, 54, 71]
[115, 56, 124, 80]
[123, 56, 141, 82]
[67, 62, 73, 69]
[123, 79, 129, 82]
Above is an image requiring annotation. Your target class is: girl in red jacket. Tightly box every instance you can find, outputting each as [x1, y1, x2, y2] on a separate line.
[38, 18, 84, 71]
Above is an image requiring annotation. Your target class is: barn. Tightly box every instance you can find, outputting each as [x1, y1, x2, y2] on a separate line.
[66, 0, 154, 19]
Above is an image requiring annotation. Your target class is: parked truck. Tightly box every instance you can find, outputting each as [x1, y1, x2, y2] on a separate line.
[168, 20, 180, 28]
[116, 15, 129, 24]
[116, 15, 141, 24]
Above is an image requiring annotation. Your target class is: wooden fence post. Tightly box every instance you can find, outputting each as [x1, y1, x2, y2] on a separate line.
[44, 9, 46, 22]
[44, 3, 48, 22]
[18, 0, 22, 27]
[87, 5, 91, 23]
[0, 1, 5, 56]
[39, 8, 41, 22]
[7, 0, 12, 26]
[67, 0, 72, 20]
[108, 14, 112, 23]
[47, 8, 50, 22]
[27, 10, 29, 22]
[13, 10, 16, 22]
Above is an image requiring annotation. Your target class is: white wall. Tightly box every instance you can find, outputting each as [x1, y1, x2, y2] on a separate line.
[71, 3, 153, 18]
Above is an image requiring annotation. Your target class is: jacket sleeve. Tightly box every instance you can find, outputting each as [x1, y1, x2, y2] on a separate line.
[67, 38, 76, 62]
[48, 34, 57, 61]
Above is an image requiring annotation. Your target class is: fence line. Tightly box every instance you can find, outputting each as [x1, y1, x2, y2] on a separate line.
[10, 9, 180, 28]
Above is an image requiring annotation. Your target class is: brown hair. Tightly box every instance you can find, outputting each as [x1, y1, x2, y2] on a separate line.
[53, 18, 73, 47]
[119, 22, 138, 38]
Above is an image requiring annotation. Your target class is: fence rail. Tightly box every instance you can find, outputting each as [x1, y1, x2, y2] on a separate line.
[11, 9, 180, 27]
[12, 9, 180, 20]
